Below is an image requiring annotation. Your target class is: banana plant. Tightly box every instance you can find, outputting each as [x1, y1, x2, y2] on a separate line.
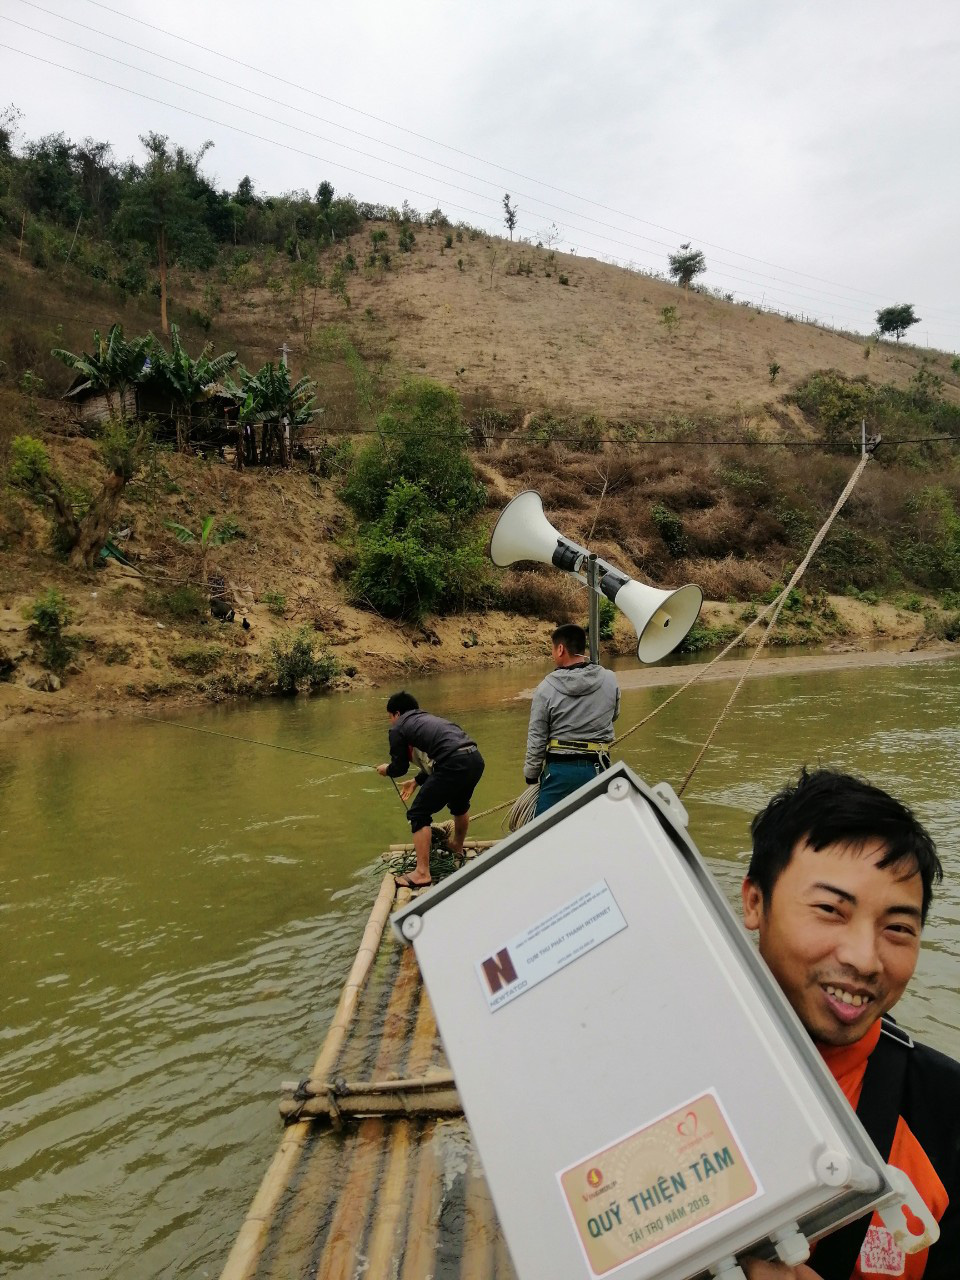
[146, 324, 237, 452]
[239, 361, 316, 426]
[52, 323, 153, 421]
[226, 361, 316, 467]
[165, 514, 228, 585]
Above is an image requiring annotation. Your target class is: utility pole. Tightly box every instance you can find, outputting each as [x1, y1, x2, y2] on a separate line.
[278, 342, 290, 369]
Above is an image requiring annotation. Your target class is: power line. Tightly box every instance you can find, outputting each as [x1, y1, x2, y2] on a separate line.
[5, 39, 958, 346]
[71, 0, 958, 317]
[10, 3, 960, 331]
[0, 18, 880, 319]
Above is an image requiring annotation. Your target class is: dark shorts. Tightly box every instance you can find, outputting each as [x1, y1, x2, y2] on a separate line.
[407, 750, 485, 833]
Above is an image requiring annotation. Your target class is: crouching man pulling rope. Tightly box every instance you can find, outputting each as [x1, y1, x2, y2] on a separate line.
[524, 623, 621, 817]
[377, 691, 485, 890]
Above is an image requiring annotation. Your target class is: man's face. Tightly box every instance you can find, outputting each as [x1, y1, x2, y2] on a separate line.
[741, 837, 923, 1046]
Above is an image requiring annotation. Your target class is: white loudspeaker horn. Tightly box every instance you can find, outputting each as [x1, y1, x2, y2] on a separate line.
[489, 490, 703, 663]
[488, 490, 578, 569]
[613, 579, 703, 664]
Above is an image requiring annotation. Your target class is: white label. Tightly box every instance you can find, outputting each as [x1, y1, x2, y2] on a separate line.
[475, 880, 627, 1011]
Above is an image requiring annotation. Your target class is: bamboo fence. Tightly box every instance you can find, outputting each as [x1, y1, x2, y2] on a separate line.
[219, 843, 516, 1280]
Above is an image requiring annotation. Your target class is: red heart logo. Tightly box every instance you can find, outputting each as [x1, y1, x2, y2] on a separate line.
[677, 1111, 698, 1138]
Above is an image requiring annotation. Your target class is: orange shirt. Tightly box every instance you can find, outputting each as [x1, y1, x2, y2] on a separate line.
[818, 1025, 949, 1279]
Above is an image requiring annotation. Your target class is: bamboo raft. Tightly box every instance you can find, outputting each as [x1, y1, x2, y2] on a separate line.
[219, 840, 518, 1280]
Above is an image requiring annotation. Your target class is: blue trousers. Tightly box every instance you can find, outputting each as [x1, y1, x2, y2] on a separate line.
[534, 755, 608, 816]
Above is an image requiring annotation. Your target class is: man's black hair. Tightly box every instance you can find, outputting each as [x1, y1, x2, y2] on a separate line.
[749, 766, 942, 923]
[386, 690, 419, 715]
[551, 623, 587, 656]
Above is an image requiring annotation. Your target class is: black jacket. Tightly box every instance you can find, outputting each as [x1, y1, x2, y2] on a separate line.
[385, 710, 477, 784]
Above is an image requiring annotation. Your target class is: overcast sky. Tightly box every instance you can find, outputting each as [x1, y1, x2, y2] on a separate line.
[2, 0, 959, 351]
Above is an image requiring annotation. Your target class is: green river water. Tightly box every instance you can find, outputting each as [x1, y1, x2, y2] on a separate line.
[2, 653, 960, 1278]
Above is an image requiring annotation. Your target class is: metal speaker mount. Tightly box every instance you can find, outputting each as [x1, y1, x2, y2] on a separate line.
[488, 490, 702, 663]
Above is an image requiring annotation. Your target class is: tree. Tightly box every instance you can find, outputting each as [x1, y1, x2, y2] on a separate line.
[668, 242, 706, 289]
[52, 323, 152, 420]
[876, 304, 920, 343]
[344, 378, 484, 522]
[146, 324, 237, 452]
[343, 380, 488, 621]
[10, 419, 153, 568]
[116, 133, 216, 333]
[503, 193, 518, 240]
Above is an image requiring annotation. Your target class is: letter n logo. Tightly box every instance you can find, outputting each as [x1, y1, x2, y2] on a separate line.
[481, 947, 518, 993]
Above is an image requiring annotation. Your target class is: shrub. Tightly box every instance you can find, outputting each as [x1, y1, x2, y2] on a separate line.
[597, 596, 616, 640]
[792, 371, 873, 450]
[143, 584, 207, 620]
[24, 588, 80, 673]
[170, 644, 224, 676]
[677, 620, 739, 654]
[350, 480, 490, 621]
[651, 503, 686, 556]
[343, 378, 485, 522]
[261, 590, 287, 616]
[102, 642, 133, 665]
[9, 434, 51, 495]
[268, 627, 339, 694]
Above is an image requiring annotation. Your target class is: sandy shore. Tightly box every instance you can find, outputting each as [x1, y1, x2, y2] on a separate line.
[517, 643, 959, 699]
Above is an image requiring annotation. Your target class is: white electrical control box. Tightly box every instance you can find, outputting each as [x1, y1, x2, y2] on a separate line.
[392, 763, 930, 1280]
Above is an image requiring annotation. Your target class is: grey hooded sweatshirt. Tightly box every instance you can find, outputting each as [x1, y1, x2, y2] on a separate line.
[524, 663, 621, 783]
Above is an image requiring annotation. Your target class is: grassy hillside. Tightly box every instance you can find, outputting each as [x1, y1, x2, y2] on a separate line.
[3, 219, 960, 726]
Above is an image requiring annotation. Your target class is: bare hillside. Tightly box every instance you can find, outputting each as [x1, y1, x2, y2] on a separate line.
[4, 226, 957, 435]
[200, 224, 959, 425]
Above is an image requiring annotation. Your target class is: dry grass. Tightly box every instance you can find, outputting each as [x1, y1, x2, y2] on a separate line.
[201, 221, 960, 425]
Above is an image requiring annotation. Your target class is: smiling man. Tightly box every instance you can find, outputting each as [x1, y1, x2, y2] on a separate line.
[741, 767, 959, 1280]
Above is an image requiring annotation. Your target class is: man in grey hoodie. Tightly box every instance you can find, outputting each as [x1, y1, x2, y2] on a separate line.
[524, 623, 621, 816]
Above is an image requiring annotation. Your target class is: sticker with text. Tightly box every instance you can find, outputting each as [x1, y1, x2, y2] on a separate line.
[558, 1090, 761, 1276]
[475, 880, 626, 1012]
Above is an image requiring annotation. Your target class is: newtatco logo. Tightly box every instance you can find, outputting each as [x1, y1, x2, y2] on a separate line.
[481, 947, 518, 993]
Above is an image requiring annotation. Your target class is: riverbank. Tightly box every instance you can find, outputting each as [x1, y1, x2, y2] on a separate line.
[2, 578, 954, 735]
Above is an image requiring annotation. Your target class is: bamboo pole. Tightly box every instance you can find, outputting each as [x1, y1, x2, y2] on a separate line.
[400, 1119, 442, 1280]
[407, 976, 440, 1076]
[314, 1117, 386, 1280]
[218, 872, 397, 1280]
[315, 938, 422, 1280]
[281, 1070, 455, 1098]
[320, 923, 394, 1084]
[279, 1088, 461, 1122]
[258, 1133, 341, 1279]
[495, 1228, 519, 1279]
[356, 922, 444, 1277]
[462, 1162, 497, 1280]
[362, 1120, 415, 1277]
